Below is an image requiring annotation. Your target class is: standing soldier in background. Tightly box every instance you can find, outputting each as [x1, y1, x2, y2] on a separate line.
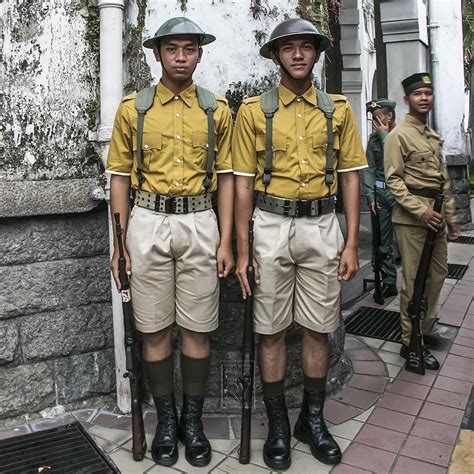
[385, 72, 460, 370]
[107, 17, 234, 468]
[233, 18, 367, 469]
[362, 99, 398, 298]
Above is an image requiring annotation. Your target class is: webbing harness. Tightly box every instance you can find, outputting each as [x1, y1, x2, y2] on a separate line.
[134, 85, 218, 191]
[260, 86, 336, 189]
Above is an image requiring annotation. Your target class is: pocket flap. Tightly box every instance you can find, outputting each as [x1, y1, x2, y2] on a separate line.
[256, 133, 287, 152]
[132, 132, 162, 151]
[312, 132, 340, 150]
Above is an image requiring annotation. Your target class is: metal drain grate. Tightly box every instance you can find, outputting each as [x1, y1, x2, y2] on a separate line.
[450, 236, 474, 245]
[345, 306, 401, 342]
[447, 263, 469, 280]
[0, 422, 119, 474]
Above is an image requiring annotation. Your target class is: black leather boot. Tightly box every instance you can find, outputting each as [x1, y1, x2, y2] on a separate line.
[177, 395, 211, 467]
[294, 390, 342, 465]
[400, 344, 440, 370]
[151, 395, 178, 466]
[263, 395, 291, 470]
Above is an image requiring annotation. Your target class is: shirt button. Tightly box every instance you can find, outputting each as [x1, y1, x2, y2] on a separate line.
[296, 98, 301, 102]
[301, 160, 306, 164]
[176, 159, 181, 163]
[175, 181, 180, 186]
[301, 182, 306, 187]
[144, 144, 149, 149]
[174, 96, 179, 100]
[299, 136, 304, 140]
[176, 134, 181, 139]
[176, 113, 180, 117]
[297, 113, 302, 118]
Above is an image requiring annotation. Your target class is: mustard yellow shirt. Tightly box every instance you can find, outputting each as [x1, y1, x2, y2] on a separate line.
[232, 84, 367, 200]
[384, 114, 457, 226]
[106, 81, 233, 195]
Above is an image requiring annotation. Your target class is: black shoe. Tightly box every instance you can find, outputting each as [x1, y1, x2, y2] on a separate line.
[382, 285, 398, 298]
[263, 395, 291, 470]
[177, 395, 211, 467]
[294, 390, 342, 465]
[151, 395, 178, 466]
[400, 344, 440, 370]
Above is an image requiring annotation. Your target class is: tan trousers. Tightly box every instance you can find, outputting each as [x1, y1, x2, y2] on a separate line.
[394, 224, 448, 346]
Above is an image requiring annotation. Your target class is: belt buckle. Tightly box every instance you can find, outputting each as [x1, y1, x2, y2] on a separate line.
[296, 200, 311, 217]
[163, 196, 177, 213]
[282, 199, 292, 217]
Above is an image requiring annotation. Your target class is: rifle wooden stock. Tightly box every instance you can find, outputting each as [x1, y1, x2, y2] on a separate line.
[371, 187, 384, 305]
[114, 213, 147, 461]
[405, 191, 444, 375]
[239, 220, 256, 464]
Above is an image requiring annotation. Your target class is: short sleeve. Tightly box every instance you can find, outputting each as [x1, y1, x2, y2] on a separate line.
[232, 103, 258, 176]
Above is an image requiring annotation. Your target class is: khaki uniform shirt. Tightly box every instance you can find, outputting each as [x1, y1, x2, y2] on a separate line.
[232, 84, 367, 200]
[384, 114, 456, 226]
[107, 81, 233, 195]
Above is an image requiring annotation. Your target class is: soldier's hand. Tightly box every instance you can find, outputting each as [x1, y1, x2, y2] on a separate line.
[369, 202, 379, 215]
[217, 244, 235, 278]
[338, 246, 359, 281]
[420, 208, 444, 232]
[447, 222, 461, 241]
[374, 116, 389, 135]
[110, 248, 131, 291]
[235, 254, 260, 300]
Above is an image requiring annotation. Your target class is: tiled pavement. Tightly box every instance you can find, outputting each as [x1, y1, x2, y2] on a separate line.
[1, 234, 473, 473]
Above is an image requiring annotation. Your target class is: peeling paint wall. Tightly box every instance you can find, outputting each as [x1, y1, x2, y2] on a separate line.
[2, 0, 100, 181]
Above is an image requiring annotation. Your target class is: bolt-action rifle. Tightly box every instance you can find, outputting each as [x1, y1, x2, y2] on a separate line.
[371, 187, 384, 304]
[405, 190, 444, 375]
[114, 213, 147, 461]
[239, 220, 256, 464]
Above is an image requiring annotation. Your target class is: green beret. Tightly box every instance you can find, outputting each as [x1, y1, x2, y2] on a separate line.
[402, 72, 433, 95]
[366, 98, 396, 114]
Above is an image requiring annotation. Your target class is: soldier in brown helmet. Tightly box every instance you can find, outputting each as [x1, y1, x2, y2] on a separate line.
[233, 18, 367, 469]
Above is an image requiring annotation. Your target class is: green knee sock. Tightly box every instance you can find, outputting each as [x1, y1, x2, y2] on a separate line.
[303, 374, 327, 393]
[181, 354, 210, 397]
[144, 354, 174, 399]
[262, 379, 285, 399]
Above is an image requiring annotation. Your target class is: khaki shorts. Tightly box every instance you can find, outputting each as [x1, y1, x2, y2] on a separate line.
[126, 206, 220, 333]
[253, 208, 345, 335]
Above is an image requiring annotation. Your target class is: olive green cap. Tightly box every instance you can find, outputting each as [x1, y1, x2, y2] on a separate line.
[260, 18, 331, 59]
[366, 98, 397, 114]
[143, 17, 216, 49]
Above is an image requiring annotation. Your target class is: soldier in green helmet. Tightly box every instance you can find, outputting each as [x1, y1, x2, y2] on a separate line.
[107, 17, 234, 468]
[362, 98, 398, 298]
[233, 18, 367, 469]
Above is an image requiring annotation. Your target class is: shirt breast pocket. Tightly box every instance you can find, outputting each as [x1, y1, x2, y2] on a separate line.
[406, 151, 438, 175]
[192, 131, 219, 168]
[310, 131, 340, 174]
[132, 132, 162, 172]
[256, 133, 287, 161]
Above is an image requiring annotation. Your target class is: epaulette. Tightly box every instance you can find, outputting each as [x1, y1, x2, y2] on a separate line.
[121, 94, 136, 103]
[329, 94, 348, 102]
[242, 96, 260, 105]
[215, 95, 229, 105]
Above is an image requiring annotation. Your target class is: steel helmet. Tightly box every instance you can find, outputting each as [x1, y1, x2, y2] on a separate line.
[143, 17, 216, 49]
[259, 18, 330, 58]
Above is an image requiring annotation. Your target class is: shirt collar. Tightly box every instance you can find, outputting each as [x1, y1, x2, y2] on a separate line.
[278, 84, 317, 106]
[405, 113, 429, 134]
[156, 81, 195, 108]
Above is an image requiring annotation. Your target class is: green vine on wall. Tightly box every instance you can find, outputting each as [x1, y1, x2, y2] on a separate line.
[296, 0, 330, 37]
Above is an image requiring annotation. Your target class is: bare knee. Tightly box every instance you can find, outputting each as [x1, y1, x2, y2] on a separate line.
[303, 328, 328, 345]
[259, 329, 287, 351]
[142, 324, 173, 357]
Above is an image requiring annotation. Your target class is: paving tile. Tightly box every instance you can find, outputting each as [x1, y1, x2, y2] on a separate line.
[230, 416, 267, 439]
[109, 448, 155, 472]
[334, 386, 380, 410]
[419, 401, 465, 426]
[450, 343, 474, 359]
[169, 443, 226, 473]
[445, 353, 474, 370]
[354, 406, 375, 422]
[462, 318, 474, 330]
[210, 456, 269, 473]
[331, 463, 372, 473]
[367, 406, 415, 433]
[377, 392, 423, 415]
[438, 311, 465, 327]
[92, 412, 133, 431]
[377, 350, 405, 367]
[342, 442, 396, 473]
[355, 423, 406, 453]
[328, 419, 364, 440]
[0, 424, 32, 440]
[397, 368, 437, 386]
[72, 408, 98, 423]
[87, 425, 133, 453]
[324, 399, 363, 425]
[380, 341, 402, 353]
[282, 447, 332, 474]
[401, 435, 454, 467]
[386, 363, 402, 379]
[344, 337, 366, 349]
[345, 348, 380, 360]
[358, 336, 385, 349]
[439, 364, 474, 383]
[347, 374, 387, 393]
[29, 414, 76, 432]
[428, 348, 448, 364]
[386, 379, 431, 400]
[351, 359, 387, 376]
[208, 439, 239, 455]
[433, 375, 472, 395]
[454, 335, 474, 347]
[202, 416, 230, 439]
[391, 455, 447, 474]
[427, 388, 469, 410]
[410, 418, 460, 445]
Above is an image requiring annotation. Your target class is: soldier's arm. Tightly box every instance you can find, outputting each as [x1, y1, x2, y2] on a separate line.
[361, 140, 376, 205]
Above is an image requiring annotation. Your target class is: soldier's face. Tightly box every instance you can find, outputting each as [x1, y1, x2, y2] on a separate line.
[154, 36, 202, 83]
[273, 36, 320, 79]
[405, 87, 434, 115]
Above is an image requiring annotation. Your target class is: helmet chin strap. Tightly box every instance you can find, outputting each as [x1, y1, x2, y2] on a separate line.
[274, 51, 317, 83]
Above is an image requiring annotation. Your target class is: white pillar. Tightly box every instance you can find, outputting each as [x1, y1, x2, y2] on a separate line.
[98, 0, 130, 414]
